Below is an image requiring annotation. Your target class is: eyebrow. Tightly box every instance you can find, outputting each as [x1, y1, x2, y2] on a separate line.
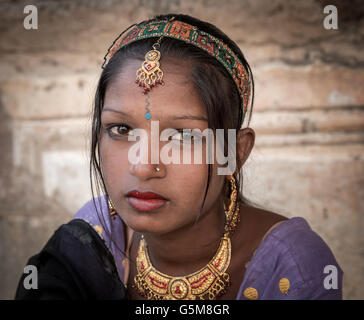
[102, 107, 208, 122]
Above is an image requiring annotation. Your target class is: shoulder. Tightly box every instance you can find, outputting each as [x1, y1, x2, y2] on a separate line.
[267, 217, 343, 281]
[73, 195, 109, 226]
[73, 196, 128, 281]
[237, 216, 343, 300]
[15, 219, 126, 300]
[72, 195, 118, 243]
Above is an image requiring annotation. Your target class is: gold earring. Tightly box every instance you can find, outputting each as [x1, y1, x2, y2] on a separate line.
[224, 175, 240, 236]
[108, 197, 117, 220]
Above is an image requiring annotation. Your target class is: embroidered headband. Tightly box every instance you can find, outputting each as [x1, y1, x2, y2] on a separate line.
[102, 17, 251, 123]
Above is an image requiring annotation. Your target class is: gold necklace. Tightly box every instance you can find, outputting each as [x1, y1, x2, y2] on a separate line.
[134, 232, 231, 300]
[133, 176, 240, 300]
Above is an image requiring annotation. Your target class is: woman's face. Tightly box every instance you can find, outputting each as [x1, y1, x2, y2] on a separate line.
[100, 58, 226, 235]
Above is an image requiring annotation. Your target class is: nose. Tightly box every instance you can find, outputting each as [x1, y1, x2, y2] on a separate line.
[129, 163, 163, 181]
[127, 127, 164, 180]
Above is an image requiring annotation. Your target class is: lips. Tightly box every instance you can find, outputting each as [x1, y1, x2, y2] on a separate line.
[126, 190, 168, 211]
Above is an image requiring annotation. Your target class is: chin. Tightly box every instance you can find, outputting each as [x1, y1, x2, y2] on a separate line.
[122, 214, 173, 235]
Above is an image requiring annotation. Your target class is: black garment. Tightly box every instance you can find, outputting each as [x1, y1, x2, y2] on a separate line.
[15, 219, 127, 300]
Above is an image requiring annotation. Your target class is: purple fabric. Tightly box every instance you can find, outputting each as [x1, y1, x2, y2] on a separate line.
[73, 195, 126, 283]
[73, 195, 343, 300]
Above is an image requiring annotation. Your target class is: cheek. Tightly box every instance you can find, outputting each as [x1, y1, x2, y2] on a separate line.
[99, 137, 129, 189]
[169, 163, 222, 213]
[171, 164, 206, 200]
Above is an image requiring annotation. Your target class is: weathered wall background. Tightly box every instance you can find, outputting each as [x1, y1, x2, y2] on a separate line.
[0, 0, 363, 299]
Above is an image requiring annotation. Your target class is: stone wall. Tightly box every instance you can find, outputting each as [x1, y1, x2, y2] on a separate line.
[0, 0, 363, 299]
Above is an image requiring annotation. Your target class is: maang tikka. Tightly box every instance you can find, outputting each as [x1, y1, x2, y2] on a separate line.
[135, 37, 163, 120]
[135, 17, 175, 120]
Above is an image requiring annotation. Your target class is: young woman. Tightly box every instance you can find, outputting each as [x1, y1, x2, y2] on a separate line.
[15, 13, 343, 300]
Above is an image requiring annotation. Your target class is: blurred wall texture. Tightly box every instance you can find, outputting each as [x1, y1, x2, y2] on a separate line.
[0, 0, 363, 299]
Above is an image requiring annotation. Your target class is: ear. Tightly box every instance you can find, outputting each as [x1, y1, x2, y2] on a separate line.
[231, 127, 255, 177]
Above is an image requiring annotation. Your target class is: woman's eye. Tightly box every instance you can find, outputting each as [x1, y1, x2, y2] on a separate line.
[106, 124, 133, 138]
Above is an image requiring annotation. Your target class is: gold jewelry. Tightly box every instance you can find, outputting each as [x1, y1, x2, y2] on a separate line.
[136, 38, 165, 95]
[134, 17, 175, 120]
[134, 234, 231, 300]
[224, 175, 240, 236]
[136, 40, 163, 121]
[108, 196, 117, 220]
[133, 175, 240, 300]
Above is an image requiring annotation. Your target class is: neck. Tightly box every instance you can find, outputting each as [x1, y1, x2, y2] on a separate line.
[140, 195, 226, 276]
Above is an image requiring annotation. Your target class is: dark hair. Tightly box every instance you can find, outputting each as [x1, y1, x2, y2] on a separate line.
[90, 13, 257, 256]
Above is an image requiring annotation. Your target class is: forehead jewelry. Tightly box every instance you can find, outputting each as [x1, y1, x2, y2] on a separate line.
[136, 35, 166, 120]
[102, 17, 251, 124]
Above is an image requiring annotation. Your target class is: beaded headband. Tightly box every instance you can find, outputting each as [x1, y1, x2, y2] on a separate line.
[102, 17, 251, 123]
